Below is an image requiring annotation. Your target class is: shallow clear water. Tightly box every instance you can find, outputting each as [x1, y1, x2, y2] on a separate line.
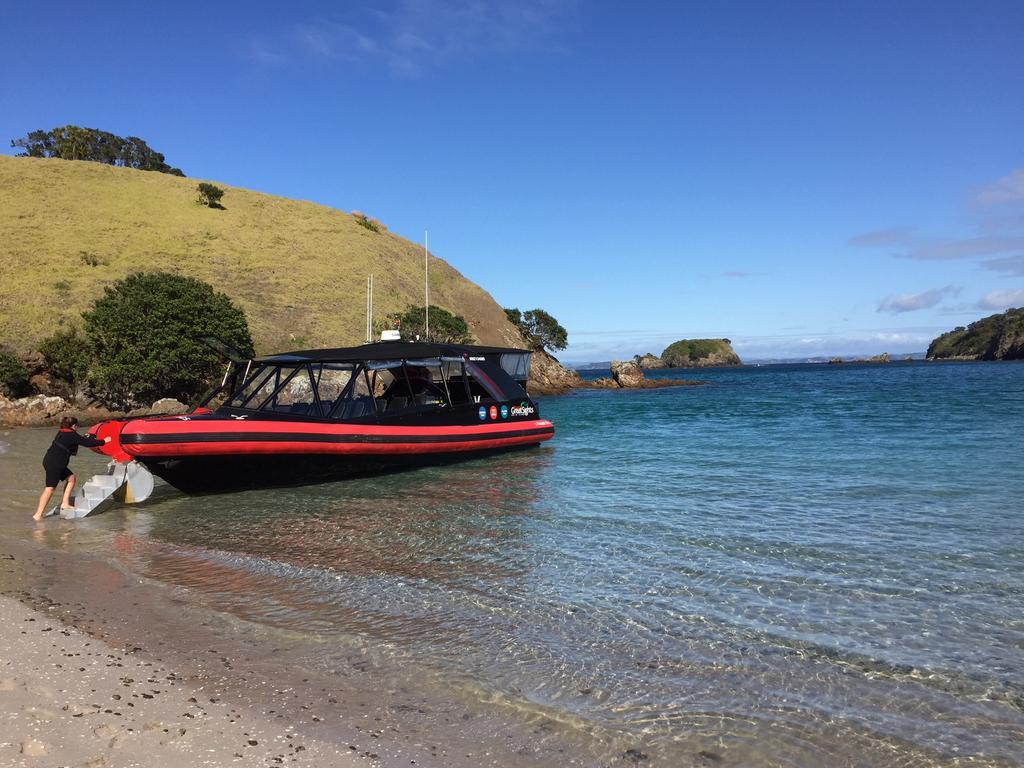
[3, 361, 1023, 765]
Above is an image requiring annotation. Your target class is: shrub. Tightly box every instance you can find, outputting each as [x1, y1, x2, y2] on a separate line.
[389, 304, 473, 344]
[79, 250, 106, 267]
[83, 272, 253, 407]
[39, 328, 92, 390]
[0, 349, 31, 398]
[352, 211, 382, 232]
[196, 182, 225, 208]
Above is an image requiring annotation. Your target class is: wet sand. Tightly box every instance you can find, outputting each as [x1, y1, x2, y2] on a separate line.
[0, 536, 639, 768]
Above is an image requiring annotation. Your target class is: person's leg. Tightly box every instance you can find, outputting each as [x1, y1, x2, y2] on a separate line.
[33, 487, 55, 521]
[61, 473, 76, 509]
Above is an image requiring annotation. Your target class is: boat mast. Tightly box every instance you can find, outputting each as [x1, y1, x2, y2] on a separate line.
[365, 274, 374, 343]
[424, 231, 429, 342]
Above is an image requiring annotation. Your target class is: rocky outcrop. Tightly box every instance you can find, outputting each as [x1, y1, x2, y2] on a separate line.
[661, 338, 741, 368]
[610, 360, 646, 388]
[927, 307, 1024, 360]
[0, 395, 192, 427]
[0, 394, 69, 426]
[632, 353, 667, 369]
[581, 361, 700, 390]
[145, 398, 189, 415]
[527, 350, 582, 395]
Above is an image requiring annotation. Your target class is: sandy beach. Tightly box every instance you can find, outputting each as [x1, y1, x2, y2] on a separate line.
[0, 593, 367, 768]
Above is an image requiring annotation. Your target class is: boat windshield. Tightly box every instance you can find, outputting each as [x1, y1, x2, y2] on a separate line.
[223, 356, 531, 419]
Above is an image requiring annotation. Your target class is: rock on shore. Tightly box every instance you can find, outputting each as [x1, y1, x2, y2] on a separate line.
[527, 350, 582, 395]
[0, 395, 189, 427]
[587, 360, 700, 390]
[632, 353, 667, 369]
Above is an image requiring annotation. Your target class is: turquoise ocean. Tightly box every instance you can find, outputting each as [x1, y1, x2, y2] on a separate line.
[2, 360, 1023, 765]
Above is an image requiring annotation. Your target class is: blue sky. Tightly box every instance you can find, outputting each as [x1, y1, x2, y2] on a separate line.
[2, 1, 1022, 361]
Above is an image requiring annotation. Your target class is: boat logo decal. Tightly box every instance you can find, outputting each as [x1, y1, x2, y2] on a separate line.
[478, 406, 487, 421]
[510, 402, 535, 418]
[489, 405, 498, 420]
[175, 416, 192, 420]
[229, 414, 249, 420]
[500, 404, 509, 419]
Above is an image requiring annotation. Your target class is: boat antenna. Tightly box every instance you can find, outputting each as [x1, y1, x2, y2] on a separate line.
[365, 274, 374, 343]
[424, 230, 429, 342]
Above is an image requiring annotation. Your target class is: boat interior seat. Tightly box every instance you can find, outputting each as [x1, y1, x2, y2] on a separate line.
[387, 396, 409, 411]
[333, 396, 375, 419]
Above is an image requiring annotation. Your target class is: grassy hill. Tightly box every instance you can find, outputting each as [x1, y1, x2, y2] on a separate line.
[0, 155, 523, 355]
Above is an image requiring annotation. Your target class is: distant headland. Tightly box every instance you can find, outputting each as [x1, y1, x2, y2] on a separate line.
[927, 307, 1024, 361]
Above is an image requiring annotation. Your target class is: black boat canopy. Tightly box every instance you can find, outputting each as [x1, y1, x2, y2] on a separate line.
[258, 341, 529, 363]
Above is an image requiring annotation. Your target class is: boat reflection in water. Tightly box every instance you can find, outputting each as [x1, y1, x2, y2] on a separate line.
[108, 446, 553, 638]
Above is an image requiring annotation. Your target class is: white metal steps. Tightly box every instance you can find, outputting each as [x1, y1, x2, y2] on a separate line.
[48, 461, 155, 520]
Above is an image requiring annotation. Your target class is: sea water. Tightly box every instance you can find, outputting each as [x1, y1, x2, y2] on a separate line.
[1, 360, 1022, 765]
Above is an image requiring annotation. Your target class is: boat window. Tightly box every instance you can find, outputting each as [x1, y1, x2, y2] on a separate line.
[328, 365, 376, 419]
[375, 361, 448, 413]
[258, 366, 319, 415]
[441, 360, 472, 405]
[465, 360, 529, 402]
[228, 365, 274, 408]
[499, 352, 532, 383]
[313, 364, 354, 416]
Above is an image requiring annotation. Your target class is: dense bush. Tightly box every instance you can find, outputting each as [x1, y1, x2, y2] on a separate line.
[389, 304, 472, 344]
[83, 272, 253, 407]
[196, 182, 225, 208]
[504, 307, 568, 352]
[0, 349, 31, 398]
[39, 328, 92, 391]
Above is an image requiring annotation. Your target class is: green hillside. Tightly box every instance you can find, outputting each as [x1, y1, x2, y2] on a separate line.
[0, 155, 523, 355]
[927, 307, 1024, 360]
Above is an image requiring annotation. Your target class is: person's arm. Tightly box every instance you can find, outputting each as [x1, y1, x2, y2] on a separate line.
[70, 432, 107, 448]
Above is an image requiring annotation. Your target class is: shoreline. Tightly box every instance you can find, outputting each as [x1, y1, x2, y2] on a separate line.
[0, 534, 631, 768]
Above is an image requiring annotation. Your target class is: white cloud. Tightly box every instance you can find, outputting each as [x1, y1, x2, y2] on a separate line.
[243, 1, 576, 74]
[976, 288, 1024, 311]
[971, 169, 1024, 208]
[877, 286, 960, 314]
[980, 254, 1024, 276]
[848, 227, 915, 247]
[852, 169, 1024, 277]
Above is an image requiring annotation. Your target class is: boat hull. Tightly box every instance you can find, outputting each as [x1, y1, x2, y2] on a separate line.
[107, 416, 555, 493]
[137, 443, 543, 493]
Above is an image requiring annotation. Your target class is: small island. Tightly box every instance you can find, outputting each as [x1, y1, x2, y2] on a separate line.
[927, 307, 1024, 361]
[632, 338, 742, 369]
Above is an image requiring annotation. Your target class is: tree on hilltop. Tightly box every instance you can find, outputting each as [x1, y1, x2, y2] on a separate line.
[504, 308, 568, 353]
[11, 125, 184, 176]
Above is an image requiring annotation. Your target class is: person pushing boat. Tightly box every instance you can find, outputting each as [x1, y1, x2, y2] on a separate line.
[33, 416, 110, 521]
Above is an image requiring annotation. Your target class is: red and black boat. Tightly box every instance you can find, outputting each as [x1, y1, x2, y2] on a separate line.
[90, 342, 554, 493]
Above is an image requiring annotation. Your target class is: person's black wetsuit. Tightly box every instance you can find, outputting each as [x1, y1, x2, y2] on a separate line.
[42, 428, 104, 488]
